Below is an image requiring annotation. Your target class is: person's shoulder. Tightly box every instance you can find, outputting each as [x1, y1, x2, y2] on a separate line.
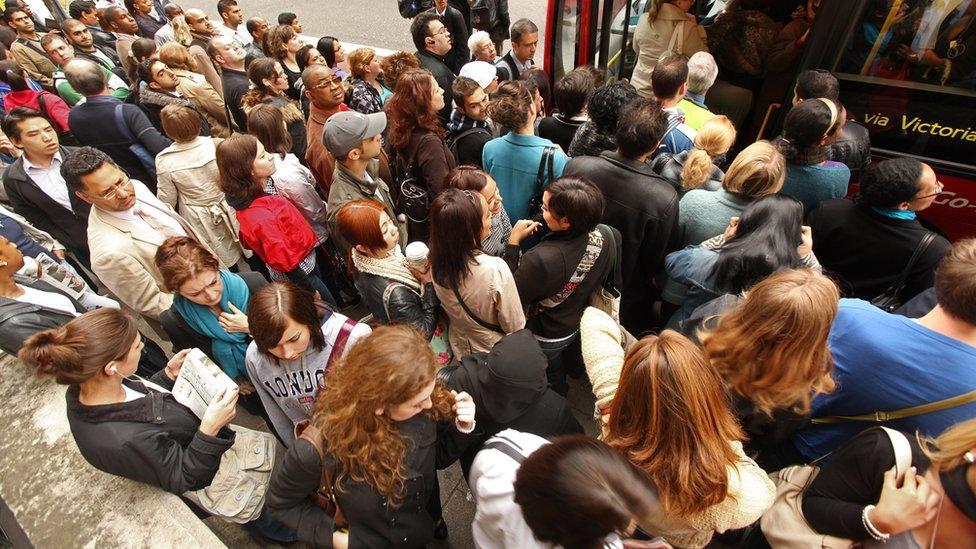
[679, 187, 716, 206]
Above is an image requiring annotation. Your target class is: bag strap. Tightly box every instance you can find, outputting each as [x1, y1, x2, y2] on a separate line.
[666, 20, 685, 54]
[113, 103, 138, 142]
[296, 421, 338, 510]
[811, 388, 976, 424]
[597, 224, 620, 293]
[879, 427, 913, 481]
[536, 229, 604, 310]
[452, 286, 504, 334]
[37, 93, 47, 118]
[481, 435, 529, 464]
[533, 146, 555, 203]
[325, 318, 357, 373]
[876, 232, 936, 303]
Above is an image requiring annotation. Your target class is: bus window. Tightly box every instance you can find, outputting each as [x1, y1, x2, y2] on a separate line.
[829, 0, 976, 170]
[549, 0, 585, 81]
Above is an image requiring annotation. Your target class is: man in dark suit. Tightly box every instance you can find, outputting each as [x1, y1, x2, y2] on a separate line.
[426, 0, 469, 74]
[1, 108, 89, 264]
[412, 11, 456, 123]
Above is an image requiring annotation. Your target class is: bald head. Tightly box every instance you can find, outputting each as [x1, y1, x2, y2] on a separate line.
[185, 8, 215, 36]
[164, 3, 183, 20]
[64, 58, 107, 96]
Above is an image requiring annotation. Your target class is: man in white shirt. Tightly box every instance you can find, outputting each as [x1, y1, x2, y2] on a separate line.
[494, 18, 537, 82]
[62, 146, 218, 320]
[2, 109, 90, 264]
[216, 0, 252, 50]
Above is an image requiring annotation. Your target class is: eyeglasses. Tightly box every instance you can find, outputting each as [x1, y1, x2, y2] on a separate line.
[914, 180, 945, 200]
[432, 27, 450, 36]
[96, 176, 132, 200]
[273, 71, 286, 80]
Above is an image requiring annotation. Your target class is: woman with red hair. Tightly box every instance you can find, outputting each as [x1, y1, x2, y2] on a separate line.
[385, 68, 456, 240]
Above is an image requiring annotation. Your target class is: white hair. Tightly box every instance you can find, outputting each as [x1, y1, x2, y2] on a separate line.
[687, 51, 719, 95]
[468, 30, 491, 54]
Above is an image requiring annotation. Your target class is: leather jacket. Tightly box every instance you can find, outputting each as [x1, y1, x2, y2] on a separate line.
[826, 120, 871, 182]
[356, 271, 440, 339]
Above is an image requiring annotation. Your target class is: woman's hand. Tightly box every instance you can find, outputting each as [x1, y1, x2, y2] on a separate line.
[218, 302, 250, 334]
[869, 467, 941, 535]
[332, 531, 349, 549]
[237, 380, 256, 395]
[798, 225, 814, 257]
[508, 219, 541, 246]
[199, 387, 238, 436]
[722, 217, 740, 240]
[164, 348, 192, 381]
[452, 390, 476, 431]
[409, 265, 433, 285]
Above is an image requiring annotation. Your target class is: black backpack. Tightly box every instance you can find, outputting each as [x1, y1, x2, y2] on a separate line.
[446, 126, 490, 165]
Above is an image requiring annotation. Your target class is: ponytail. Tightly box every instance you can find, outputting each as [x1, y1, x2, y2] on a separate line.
[681, 115, 736, 190]
[680, 148, 715, 190]
[19, 309, 138, 386]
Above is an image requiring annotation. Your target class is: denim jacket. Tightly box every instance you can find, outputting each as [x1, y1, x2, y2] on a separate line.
[664, 245, 721, 330]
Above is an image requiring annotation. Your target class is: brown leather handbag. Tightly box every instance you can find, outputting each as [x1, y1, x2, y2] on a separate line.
[295, 421, 348, 529]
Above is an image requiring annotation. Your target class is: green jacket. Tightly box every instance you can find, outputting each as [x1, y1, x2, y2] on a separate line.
[53, 64, 130, 106]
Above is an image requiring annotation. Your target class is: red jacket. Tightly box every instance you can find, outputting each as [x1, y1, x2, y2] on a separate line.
[234, 195, 317, 272]
[3, 90, 71, 132]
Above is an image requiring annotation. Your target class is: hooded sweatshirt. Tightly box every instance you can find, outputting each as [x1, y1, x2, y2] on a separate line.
[442, 328, 583, 475]
[245, 310, 371, 446]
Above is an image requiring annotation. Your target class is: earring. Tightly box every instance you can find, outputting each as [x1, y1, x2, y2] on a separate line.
[965, 451, 975, 464]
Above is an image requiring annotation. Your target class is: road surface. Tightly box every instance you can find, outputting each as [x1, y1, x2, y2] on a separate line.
[175, 0, 549, 55]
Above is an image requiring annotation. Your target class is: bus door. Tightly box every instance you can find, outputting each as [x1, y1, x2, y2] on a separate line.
[544, 0, 649, 83]
[798, 0, 976, 240]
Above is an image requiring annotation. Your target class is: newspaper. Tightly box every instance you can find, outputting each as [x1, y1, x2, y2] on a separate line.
[171, 349, 239, 419]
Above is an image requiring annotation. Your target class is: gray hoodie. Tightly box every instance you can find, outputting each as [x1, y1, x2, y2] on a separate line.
[245, 311, 371, 446]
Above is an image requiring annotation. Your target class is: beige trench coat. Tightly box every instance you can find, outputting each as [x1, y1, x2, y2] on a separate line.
[155, 137, 244, 267]
[631, 3, 708, 98]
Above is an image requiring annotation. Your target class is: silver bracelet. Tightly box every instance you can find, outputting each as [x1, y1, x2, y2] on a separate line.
[862, 505, 891, 542]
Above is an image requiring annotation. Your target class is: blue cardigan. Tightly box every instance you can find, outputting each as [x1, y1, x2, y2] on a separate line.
[482, 133, 568, 222]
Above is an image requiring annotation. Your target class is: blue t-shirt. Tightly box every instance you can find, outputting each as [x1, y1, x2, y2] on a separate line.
[780, 161, 851, 215]
[795, 299, 976, 459]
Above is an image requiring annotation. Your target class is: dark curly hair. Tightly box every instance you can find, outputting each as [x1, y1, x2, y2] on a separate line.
[858, 157, 923, 208]
[587, 81, 640, 134]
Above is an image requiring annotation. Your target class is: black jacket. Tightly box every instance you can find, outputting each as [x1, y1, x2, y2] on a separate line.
[537, 114, 584, 154]
[441, 329, 583, 475]
[415, 50, 456, 123]
[446, 124, 491, 168]
[563, 151, 679, 333]
[826, 120, 871, 182]
[509, 226, 621, 339]
[2, 146, 90, 256]
[493, 51, 522, 82]
[221, 67, 250, 132]
[808, 198, 950, 302]
[650, 149, 724, 196]
[426, 6, 470, 74]
[357, 272, 440, 339]
[566, 121, 616, 158]
[0, 276, 82, 354]
[267, 414, 472, 547]
[66, 370, 235, 494]
[68, 95, 172, 189]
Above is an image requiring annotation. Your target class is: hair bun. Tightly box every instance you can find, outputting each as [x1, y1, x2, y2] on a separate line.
[18, 327, 80, 381]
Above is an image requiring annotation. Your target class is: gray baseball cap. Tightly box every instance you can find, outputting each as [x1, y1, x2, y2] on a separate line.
[323, 111, 388, 157]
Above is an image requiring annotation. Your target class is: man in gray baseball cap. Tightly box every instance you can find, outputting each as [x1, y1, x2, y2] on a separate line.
[324, 111, 408, 252]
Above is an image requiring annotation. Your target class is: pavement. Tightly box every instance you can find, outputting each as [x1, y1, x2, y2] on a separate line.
[174, 0, 549, 57]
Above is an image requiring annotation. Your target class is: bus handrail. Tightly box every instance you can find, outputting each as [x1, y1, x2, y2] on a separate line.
[757, 103, 782, 141]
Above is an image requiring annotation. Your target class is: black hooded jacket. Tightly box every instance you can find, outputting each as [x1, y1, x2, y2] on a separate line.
[441, 329, 583, 476]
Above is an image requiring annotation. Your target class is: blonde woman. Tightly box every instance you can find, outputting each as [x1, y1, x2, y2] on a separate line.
[654, 115, 736, 196]
[159, 42, 233, 137]
[698, 269, 839, 469]
[675, 140, 786, 247]
[346, 47, 389, 114]
[631, 0, 708, 98]
[797, 417, 976, 546]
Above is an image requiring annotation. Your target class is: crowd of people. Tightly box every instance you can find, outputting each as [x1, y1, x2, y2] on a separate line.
[0, 0, 975, 547]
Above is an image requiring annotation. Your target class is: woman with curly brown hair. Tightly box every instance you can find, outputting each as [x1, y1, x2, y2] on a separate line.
[264, 24, 305, 101]
[266, 325, 476, 547]
[241, 58, 307, 160]
[385, 68, 456, 240]
[602, 330, 775, 548]
[697, 268, 839, 470]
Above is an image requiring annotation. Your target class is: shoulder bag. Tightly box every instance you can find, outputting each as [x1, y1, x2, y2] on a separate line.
[530, 228, 604, 316]
[811, 387, 976, 425]
[294, 421, 348, 529]
[526, 146, 555, 220]
[113, 103, 158, 179]
[588, 224, 622, 321]
[452, 286, 505, 334]
[759, 427, 913, 549]
[392, 134, 434, 224]
[382, 282, 452, 364]
[870, 232, 936, 312]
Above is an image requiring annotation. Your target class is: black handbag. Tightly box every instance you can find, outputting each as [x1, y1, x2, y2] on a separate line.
[393, 137, 433, 224]
[526, 146, 556, 220]
[870, 231, 936, 312]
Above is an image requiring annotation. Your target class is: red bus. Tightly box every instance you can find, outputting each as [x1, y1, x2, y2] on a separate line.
[543, 0, 976, 240]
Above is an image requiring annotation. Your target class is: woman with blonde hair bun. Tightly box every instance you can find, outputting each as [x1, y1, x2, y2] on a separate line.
[653, 115, 736, 195]
[697, 268, 840, 469]
[675, 140, 786, 247]
[267, 325, 476, 547]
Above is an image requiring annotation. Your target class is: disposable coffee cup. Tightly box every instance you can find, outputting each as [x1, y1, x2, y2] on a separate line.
[405, 242, 429, 271]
